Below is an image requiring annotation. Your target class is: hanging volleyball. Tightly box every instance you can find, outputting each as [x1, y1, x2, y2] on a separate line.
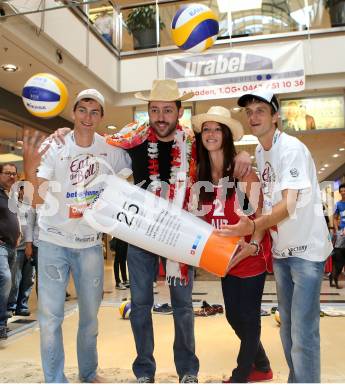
[22, 73, 68, 118]
[171, 4, 219, 53]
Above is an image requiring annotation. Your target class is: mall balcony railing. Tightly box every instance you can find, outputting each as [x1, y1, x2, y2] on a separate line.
[85, 0, 345, 56]
[1, 0, 345, 57]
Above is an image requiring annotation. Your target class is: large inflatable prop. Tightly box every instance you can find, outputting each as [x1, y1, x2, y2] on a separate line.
[84, 175, 239, 277]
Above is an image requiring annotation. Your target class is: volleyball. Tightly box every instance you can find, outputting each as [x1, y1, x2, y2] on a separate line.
[171, 4, 219, 53]
[22, 73, 68, 118]
[119, 300, 131, 319]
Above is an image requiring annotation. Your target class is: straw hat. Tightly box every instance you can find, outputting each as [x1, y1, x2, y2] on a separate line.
[192, 106, 244, 141]
[134, 79, 194, 102]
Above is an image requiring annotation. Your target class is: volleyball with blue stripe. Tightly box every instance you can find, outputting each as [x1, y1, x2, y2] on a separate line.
[171, 4, 219, 53]
[119, 300, 131, 319]
[22, 73, 68, 118]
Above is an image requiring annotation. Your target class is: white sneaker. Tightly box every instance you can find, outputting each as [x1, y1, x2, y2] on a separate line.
[116, 283, 127, 290]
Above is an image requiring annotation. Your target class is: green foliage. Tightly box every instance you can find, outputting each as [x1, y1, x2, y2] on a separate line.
[125, 5, 165, 35]
[325, 0, 344, 8]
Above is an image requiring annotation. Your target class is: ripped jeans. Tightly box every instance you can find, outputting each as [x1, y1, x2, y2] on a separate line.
[37, 240, 104, 383]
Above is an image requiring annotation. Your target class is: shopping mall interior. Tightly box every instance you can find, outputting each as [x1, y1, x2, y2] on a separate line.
[1, 0, 345, 384]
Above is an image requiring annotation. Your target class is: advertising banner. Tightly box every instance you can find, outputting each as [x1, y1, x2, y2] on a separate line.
[281, 96, 345, 131]
[164, 41, 305, 101]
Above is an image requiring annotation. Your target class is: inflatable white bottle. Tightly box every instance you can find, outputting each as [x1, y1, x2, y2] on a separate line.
[84, 175, 239, 277]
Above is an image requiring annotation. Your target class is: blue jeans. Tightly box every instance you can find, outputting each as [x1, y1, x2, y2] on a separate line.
[127, 244, 199, 380]
[0, 244, 15, 326]
[273, 257, 325, 383]
[7, 249, 35, 312]
[38, 240, 104, 383]
[221, 272, 270, 382]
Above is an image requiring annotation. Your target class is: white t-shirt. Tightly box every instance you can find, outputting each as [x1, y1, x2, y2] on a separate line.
[94, 14, 113, 35]
[255, 130, 333, 262]
[37, 132, 132, 248]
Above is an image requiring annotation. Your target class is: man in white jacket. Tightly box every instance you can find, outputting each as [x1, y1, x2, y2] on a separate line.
[217, 91, 333, 383]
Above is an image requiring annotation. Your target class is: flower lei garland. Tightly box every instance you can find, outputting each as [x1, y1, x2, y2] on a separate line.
[147, 123, 196, 201]
[106, 121, 149, 149]
[146, 123, 196, 284]
[106, 120, 197, 203]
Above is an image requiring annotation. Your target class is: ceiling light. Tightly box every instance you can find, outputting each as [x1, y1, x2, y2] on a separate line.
[106, 125, 117, 130]
[333, 154, 339, 158]
[339, 148, 345, 151]
[1, 64, 18, 72]
[324, 164, 329, 168]
[250, 155, 255, 159]
[231, 107, 242, 113]
[217, 0, 262, 13]
[320, 168, 325, 171]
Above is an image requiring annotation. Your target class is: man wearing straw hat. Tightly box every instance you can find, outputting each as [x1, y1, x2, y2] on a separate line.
[107, 79, 252, 383]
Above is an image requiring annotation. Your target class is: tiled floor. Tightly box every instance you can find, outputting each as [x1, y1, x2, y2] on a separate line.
[2, 261, 345, 383]
[6, 262, 345, 336]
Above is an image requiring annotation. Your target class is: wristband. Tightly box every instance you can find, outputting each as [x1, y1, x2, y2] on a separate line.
[252, 219, 256, 235]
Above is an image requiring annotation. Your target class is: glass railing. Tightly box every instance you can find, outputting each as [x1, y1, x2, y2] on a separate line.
[0, 0, 122, 51]
[82, 0, 122, 50]
[2, 0, 345, 55]
[118, 0, 345, 52]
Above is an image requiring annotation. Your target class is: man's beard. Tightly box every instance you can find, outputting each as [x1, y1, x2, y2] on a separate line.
[150, 120, 178, 140]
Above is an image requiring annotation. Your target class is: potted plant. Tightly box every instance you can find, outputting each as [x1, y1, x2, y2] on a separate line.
[125, 5, 165, 50]
[325, 0, 345, 27]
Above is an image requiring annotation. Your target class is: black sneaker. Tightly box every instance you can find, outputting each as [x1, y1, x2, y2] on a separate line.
[15, 309, 31, 316]
[137, 376, 154, 383]
[0, 326, 8, 340]
[180, 374, 198, 383]
[152, 303, 173, 315]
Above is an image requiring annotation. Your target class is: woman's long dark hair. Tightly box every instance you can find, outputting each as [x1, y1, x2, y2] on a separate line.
[197, 123, 237, 203]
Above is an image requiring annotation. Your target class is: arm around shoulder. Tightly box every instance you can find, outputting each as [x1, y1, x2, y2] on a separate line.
[110, 147, 132, 178]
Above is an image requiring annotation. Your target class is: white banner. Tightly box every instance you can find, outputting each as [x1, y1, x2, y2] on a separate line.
[164, 41, 305, 101]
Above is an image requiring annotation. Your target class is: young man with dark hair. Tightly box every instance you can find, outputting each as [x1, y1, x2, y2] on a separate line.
[217, 91, 333, 383]
[108, 80, 200, 383]
[332, 183, 345, 288]
[23, 89, 131, 383]
[0, 163, 19, 340]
